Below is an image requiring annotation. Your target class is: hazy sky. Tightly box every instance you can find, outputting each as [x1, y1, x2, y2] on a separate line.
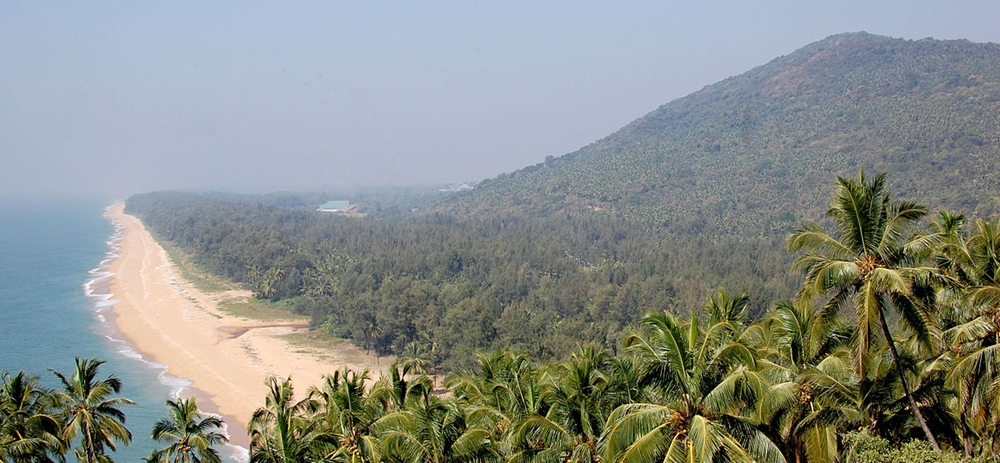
[2, 1, 999, 199]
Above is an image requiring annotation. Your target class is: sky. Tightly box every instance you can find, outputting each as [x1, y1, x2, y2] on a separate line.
[2, 1, 999, 199]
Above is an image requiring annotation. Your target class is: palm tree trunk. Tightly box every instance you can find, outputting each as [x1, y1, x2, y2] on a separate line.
[83, 420, 95, 463]
[877, 307, 941, 451]
[959, 393, 974, 457]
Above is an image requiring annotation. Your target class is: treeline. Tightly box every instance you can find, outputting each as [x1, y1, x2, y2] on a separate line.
[125, 191, 798, 369]
[229, 170, 1000, 463]
[13, 171, 1000, 462]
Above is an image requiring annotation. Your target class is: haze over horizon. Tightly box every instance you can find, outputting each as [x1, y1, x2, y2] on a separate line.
[3, 1, 1000, 200]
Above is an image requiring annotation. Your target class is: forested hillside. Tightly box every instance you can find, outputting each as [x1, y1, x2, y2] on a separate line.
[112, 172, 1000, 462]
[125, 192, 796, 369]
[439, 32, 1000, 234]
[124, 33, 1000, 370]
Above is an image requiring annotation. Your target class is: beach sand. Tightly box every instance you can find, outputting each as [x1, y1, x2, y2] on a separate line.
[104, 204, 388, 447]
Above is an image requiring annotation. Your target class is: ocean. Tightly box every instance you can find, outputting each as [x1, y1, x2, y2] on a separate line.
[0, 199, 245, 462]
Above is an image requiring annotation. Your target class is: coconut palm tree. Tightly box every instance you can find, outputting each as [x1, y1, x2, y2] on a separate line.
[933, 215, 1000, 457]
[601, 307, 784, 463]
[749, 300, 855, 463]
[399, 343, 433, 379]
[787, 170, 943, 450]
[50, 357, 135, 463]
[248, 376, 326, 463]
[373, 379, 497, 463]
[446, 350, 544, 453]
[307, 369, 381, 463]
[0, 371, 63, 462]
[146, 397, 227, 463]
[370, 363, 429, 415]
[399, 335, 442, 388]
[361, 314, 382, 359]
[510, 345, 613, 463]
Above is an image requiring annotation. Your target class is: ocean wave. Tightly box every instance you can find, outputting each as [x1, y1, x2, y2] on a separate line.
[198, 409, 251, 463]
[94, 299, 117, 310]
[89, 210, 249, 462]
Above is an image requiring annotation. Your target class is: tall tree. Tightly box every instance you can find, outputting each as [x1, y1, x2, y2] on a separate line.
[750, 301, 856, 463]
[510, 345, 612, 463]
[248, 377, 325, 463]
[601, 304, 784, 463]
[50, 357, 135, 463]
[0, 371, 63, 462]
[787, 170, 942, 450]
[147, 397, 227, 463]
[446, 350, 544, 450]
[373, 380, 497, 463]
[308, 369, 381, 463]
[935, 216, 1000, 457]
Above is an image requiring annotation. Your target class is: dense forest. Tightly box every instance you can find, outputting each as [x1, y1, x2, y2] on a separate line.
[35, 32, 1000, 462]
[125, 190, 797, 370]
[8, 172, 1000, 462]
[437, 33, 1000, 235]
[123, 32, 1000, 370]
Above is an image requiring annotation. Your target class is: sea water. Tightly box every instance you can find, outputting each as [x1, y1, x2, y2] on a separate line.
[0, 199, 246, 462]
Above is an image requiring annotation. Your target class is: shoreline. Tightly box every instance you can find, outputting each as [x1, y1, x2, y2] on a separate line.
[82, 225, 231, 448]
[102, 204, 388, 454]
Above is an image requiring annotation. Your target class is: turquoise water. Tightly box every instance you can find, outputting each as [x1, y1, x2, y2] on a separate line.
[0, 200, 244, 461]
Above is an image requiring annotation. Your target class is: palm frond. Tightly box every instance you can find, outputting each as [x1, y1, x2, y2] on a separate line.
[789, 223, 853, 257]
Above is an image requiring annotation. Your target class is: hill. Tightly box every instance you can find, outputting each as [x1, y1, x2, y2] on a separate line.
[438, 32, 1000, 235]
[124, 33, 1000, 369]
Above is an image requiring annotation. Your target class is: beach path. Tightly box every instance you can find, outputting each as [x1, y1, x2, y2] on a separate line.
[105, 204, 387, 443]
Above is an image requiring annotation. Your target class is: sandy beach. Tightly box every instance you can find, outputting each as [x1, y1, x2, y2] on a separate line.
[104, 204, 387, 445]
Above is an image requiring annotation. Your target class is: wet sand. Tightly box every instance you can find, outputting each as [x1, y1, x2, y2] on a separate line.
[104, 204, 387, 446]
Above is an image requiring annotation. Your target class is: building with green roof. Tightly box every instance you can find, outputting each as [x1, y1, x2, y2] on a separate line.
[317, 200, 351, 212]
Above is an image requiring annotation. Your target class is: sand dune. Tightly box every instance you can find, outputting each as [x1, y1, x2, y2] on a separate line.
[105, 204, 387, 445]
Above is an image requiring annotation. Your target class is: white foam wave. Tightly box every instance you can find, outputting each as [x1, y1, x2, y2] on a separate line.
[117, 345, 144, 361]
[83, 286, 113, 303]
[90, 208, 248, 462]
[159, 374, 193, 397]
[194, 409, 250, 463]
[219, 424, 250, 463]
[102, 335, 195, 400]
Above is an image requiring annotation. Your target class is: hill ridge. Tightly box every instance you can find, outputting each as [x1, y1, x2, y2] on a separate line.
[438, 32, 1000, 235]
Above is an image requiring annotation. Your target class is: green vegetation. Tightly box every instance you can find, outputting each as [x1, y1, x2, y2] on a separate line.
[156, 236, 236, 295]
[124, 33, 1000, 371]
[147, 397, 227, 463]
[0, 357, 229, 463]
[93, 32, 1000, 461]
[9, 171, 1000, 461]
[219, 299, 301, 322]
[0, 370, 62, 461]
[228, 170, 999, 463]
[842, 433, 976, 463]
[50, 357, 136, 462]
[438, 33, 1000, 235]
[126, 191, 797, 369]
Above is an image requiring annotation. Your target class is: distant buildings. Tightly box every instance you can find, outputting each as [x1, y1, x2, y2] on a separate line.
[317, 200, 351, 212]
[317, 200, 364, 217]
[438, 183, 474, 193]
